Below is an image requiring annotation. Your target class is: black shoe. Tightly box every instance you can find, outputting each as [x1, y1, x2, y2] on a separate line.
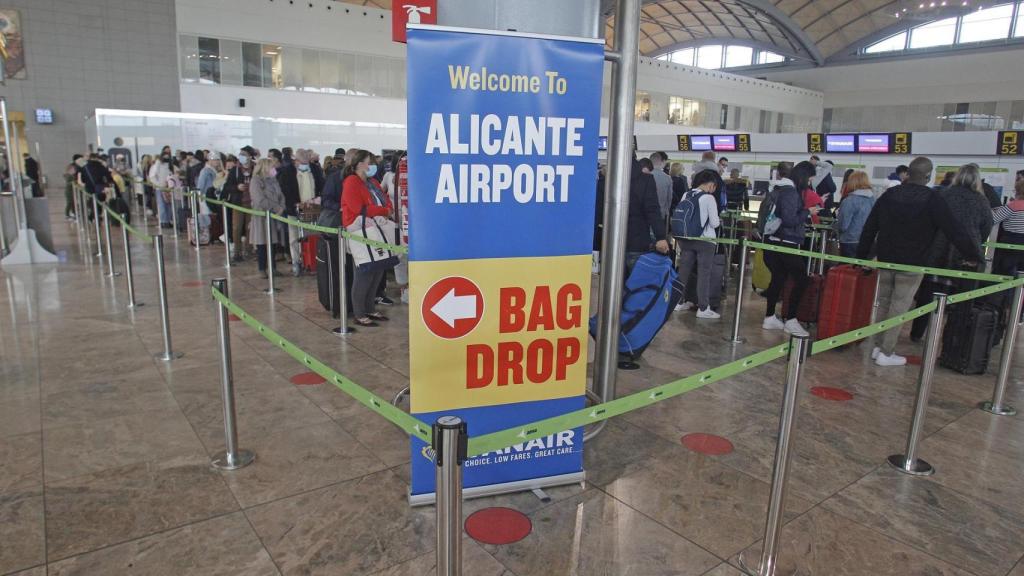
[376, 296, 395, 306]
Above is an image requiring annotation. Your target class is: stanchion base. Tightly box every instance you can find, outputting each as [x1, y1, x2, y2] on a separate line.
[736, 551, 763, 576]
[332, 326, 356, 336]
[886, 454, 935, 476]
[723, 336, 746, 344]
[105, 272, 122, 278]
[211, 449, 255, 470]
[263, 288, 280, 294]
[618, 360, 641, 371]
[979, 401, 1017, 416]
[127, 302, 145, 309]
[154, 351, 185, 362]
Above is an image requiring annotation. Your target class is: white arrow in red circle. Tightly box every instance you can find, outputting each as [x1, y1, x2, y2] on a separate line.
[432, 289, 477, 328]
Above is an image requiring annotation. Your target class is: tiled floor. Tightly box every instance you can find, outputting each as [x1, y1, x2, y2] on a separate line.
[2, 204, 1023, 575]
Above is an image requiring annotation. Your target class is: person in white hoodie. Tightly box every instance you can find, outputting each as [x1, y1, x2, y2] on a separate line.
[674, 170, 722, 319]
[147, 152, 174, 228]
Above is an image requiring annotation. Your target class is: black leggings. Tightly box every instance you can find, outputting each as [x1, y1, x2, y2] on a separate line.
[764, 241, 808, 320]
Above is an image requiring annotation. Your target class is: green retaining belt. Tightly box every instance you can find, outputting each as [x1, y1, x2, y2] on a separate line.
[985, 241, 1024, 252]
[211, 286, 433, 444]
[102, 203, 153, 243]
[747, 240, 1010, 283]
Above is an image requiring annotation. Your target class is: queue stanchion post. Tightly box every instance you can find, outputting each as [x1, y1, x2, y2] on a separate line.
[887, 293, 947, 476]
[263, 210, 277, 295]
[981, 274, 1023, 417]
[739, 334, 809, 576]
[805, 230, 817, 275]
[102, 206, 121, 278]
[170, 188, 179, 238]
[153, 235, 184, 362]
[121, 213, 142, 308]
[191, 190, 201, 252]
[725, 238, 748, 344]
[221, 202, 231, 269]
[211, 278, 256, 470]
[433, 416, 466, 576]
[333, 230, 353, 335]
[816, 228, 829, 276]
[91, 193, 103, 259]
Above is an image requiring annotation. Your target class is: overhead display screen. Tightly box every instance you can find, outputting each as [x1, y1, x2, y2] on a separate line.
[712, 135, 736, 151]
[857, 134, 891, 153]
[825, 134, 856, 153]
[689, 135, 712, 151]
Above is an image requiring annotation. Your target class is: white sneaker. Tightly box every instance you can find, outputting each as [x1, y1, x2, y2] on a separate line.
[871, 347, 881, 360]
[875, 353, 907, 367]
[696, 307, 721, 319]
[784, 319, 810, 337]
[675, 302, 694, 312]
[763, 315, 786, 331]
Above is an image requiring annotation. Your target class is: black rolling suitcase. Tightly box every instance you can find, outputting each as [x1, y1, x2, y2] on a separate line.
[940, 301, 999, 374]
[684, 252, 725, 310]
[316, 234, 354, 318]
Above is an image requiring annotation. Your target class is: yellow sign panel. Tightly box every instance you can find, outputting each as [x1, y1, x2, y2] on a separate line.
[409, 255, 591, 414]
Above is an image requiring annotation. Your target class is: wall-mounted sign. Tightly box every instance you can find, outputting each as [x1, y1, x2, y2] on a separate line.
[34, 108, 53, 124]
[392, 0, 437, 43]
[678, 134, 749, 153]
[807, 133, 824, 154]
[892, 132, 912, 154]
[997, 131, 1022, 156]
[736, 133, 751, 152]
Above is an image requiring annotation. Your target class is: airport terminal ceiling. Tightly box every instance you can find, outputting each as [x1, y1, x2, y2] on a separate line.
[335, 0, 1012, 65]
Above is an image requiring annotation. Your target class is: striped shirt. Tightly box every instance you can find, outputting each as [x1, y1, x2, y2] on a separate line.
[994, 200, 1024, 234]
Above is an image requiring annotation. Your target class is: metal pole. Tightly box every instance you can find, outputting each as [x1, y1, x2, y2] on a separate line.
[594, 0, 641, 411]
[725, 238, 749, 344]
[433, 416, 466, 576]
[170, 188, 179, 236]
[805, 230, 817, 275]
[869, 272, 882, 325]
[981, 274, 1023, 416]
[191, 190, 201, 252]
[153, 235, 183, 361]
[739, 334, 809, 576]
[816, 228, 829, 276]
[333, 231, 352, 335]
[121, 214, 141, 308]
[263, 210, 276, 294]
[91, 193, 103, 259]
[0, 97, 24, 230]
[102, 206, 121, 277]
[72, 183, 82, 227]
[222, 201, 231, 269]
[887, 293, 946, 476]
[210, 278, 255, 471]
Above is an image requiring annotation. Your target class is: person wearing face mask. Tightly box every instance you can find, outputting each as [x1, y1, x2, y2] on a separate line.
[249, 158, 287, 279]
[277, 147, 303, 276]
[341, 149, 393, 327]
[147, 151, 174, 228]
[224, 147, 256, 261]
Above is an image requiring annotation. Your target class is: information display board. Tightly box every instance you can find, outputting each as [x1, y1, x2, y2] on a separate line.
[807, 133, 824, 154]
[825, 134, 856, 153]
[678, 133, 749, 153]
[406, 25, 602, 500]
[998, 131, 1023, 156]
[857, 134, 890, 153]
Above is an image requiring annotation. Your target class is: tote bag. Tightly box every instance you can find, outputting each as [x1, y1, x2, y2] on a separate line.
[346, 209, 400, 272]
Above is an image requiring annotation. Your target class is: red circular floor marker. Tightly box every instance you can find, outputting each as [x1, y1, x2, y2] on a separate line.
[681, 433, 734, 456]
[906, 355, 923, 366]
[290, 372, 326, 385]
[464, 507, 532, 545]
[228, 314, 241, 322]
[181, 280, 204, 288]
[810, 386, 855, 402]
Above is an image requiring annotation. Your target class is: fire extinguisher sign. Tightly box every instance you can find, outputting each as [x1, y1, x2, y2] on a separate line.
[405, 25, 603, 502]
[392, 0, 436, 43]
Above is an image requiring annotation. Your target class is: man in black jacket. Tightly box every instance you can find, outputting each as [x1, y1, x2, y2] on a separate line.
[625, 157, 669, 270]
[277, 147, 302, 275]
[857, 156, 980, 367]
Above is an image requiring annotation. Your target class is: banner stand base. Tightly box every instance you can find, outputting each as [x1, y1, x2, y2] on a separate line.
[408, 471, 585, 507]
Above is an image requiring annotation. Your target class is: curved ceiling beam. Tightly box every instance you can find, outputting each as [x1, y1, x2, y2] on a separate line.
[736, 0, 824, 65]
[601, 0, 825, 65]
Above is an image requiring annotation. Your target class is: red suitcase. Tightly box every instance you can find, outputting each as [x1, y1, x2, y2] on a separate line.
[782, 274, 823, 324]
[817, 265, 878, 340]
[302, 234, 319, 273]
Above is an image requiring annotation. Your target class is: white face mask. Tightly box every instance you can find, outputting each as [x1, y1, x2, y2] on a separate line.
[297, 164, 310, 172]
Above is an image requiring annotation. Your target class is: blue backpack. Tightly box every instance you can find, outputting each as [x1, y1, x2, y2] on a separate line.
[671, 190, 708, 239]
[589, 253, 684, 360]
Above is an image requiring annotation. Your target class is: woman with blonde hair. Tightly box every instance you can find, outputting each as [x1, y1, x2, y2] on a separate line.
[249, 157, 287, 279]
[836, 170, 875, 257]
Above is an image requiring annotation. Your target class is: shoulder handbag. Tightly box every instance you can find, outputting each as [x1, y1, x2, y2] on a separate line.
[346, 206, 399, 272]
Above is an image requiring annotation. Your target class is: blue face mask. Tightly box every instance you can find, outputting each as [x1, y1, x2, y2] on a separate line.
[297, 164, 310, 172]
[366, 165, 378, 178]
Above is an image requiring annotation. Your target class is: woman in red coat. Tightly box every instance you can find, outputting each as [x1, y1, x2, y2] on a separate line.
[341, 149, 393, 327]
